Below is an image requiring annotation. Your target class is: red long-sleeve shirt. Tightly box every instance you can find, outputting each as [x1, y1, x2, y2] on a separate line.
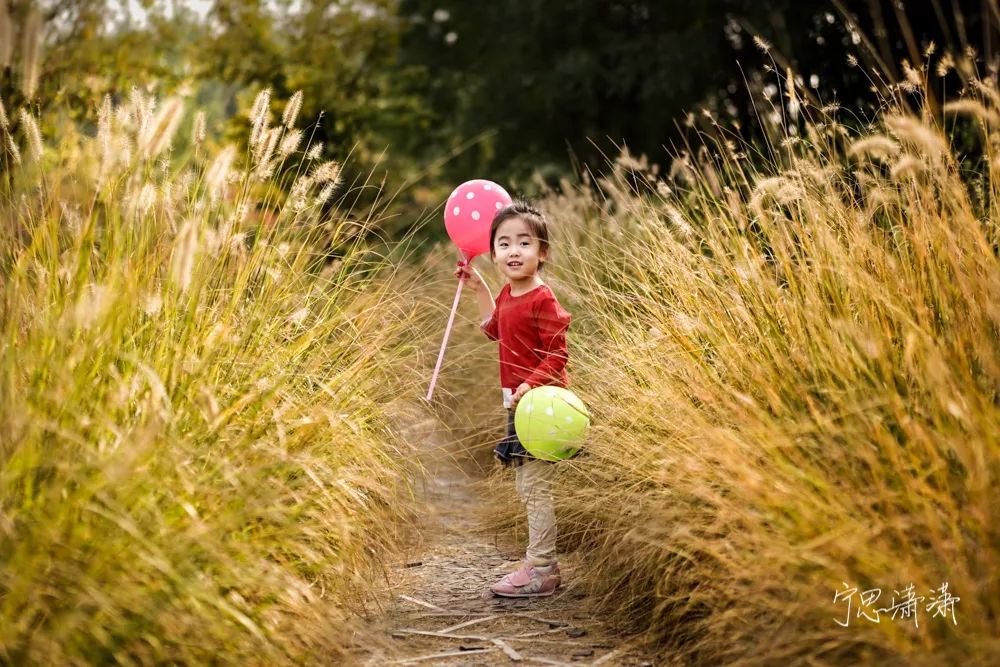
[480, 283, 572, 400]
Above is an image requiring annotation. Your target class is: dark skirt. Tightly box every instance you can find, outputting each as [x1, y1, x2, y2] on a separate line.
[495, 408, 563, 468]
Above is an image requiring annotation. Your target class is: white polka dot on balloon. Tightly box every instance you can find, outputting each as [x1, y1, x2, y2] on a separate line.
[471, 211, 480, 220]
[453, 206, 460, 216]
[545, 407, 554, 416]
[526, 405, 533, 413]
[484, 183, 492, 190]
[565, 416, 572, 423]
[466, 192, 475, 199]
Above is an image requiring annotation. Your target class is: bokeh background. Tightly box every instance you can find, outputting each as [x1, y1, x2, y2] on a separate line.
[5, 0, 997, 239]
[2, 1, 999, 665]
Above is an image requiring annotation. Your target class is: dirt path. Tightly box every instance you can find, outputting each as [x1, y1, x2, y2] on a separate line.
[354, 401, 657, 666]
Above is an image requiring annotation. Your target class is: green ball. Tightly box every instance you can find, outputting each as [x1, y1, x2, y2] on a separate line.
[514, 386, 591, 462]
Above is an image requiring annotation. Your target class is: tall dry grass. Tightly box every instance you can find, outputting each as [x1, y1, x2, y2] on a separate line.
[0, 89, 429, 663]
[482, 74, 1000, 663]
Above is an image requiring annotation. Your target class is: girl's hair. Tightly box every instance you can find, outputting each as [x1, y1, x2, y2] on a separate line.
[489, 200, 551, 269]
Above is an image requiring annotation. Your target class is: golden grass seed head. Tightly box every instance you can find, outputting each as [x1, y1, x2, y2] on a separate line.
[177, 169, 194, 197]
[668, 154, 695, 185]
[784, 67, 798, 105]
[316, 182, 337, 206]
[890, 154, 924, 179]
[4, 130, 20, 165]
[287, 177, 312, 213]
[129, 87, 153, 137]
[192, 111, 206, 146]
[18, 108, 43, 160]
[137, 183, 157, 217]
[957, 53, 977, 79]
[288, 307, 310, 327]
[170, 219, 200, 293]
[250, 88, 271, 124]
[205, 145, 236, 199]
[249, 88, 271, 149]
[97, 94, 112, 139]
[96, 97, 113, 169]
[750, 176, 785, 197]
[254, 127, 281, 178]
[305, 143, 323, 160]
[847, 135, 901, 161]
[57, 201, 81, 237]
[117, 134, 132, 169]
[228, 232, 248, 259]
[790, 158, 837, 186]
[942, 99, 1000, 128]
[672, 310, 702, 335]
[20, 7, 41, 99]
[695, 145, 723, 196]
[203, 321, 231, 351]
[885, 114, 947, 157]
[143, 292, 163, 316]
[749, 175, 807, 218]
[283, 91, 303, 128]
[74, 284, 111, 330]
[752, 35, 771, 52]
[202, 227, 222, 257]
[114, 103, 131, 129]
[936, 53, 955, 77]
[233, 201, 250, 227]
[615, 147, 648, 172]
[279, 129, 302, 157]
[139, 97, 184, 159]
[970, 78, 1000, 107]
[665, 205, 694, 238]
[0, 95, 7, 128]
[312, 160, 341, 184]
[160, 176, 172, 207]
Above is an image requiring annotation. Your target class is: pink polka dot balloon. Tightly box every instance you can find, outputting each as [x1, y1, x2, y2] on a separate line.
[444, 179, 513, 259]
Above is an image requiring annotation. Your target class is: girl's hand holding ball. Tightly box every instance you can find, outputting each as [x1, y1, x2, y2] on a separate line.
[510, 382, 532, 409]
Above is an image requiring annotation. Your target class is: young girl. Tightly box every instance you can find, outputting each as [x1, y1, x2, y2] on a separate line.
[453, 200, 573, 598]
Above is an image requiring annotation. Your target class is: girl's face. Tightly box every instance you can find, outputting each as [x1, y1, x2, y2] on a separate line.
[493, 216, 547, 280]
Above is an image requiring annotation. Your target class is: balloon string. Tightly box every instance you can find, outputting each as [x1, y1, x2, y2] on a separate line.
[425, 261, 467, 402]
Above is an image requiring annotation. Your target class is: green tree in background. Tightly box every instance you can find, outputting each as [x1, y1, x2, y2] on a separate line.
[393, 0, 996, 192]
[1, 0, 202, 117]
[4, 0, 997, 244]
[200, 1, 432, 224]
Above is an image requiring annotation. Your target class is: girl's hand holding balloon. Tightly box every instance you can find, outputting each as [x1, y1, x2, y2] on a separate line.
[454, 261, 486, 292]
[426, 179, 512, 403]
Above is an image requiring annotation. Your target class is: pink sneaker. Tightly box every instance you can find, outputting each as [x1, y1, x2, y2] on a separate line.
[490, 562, 561, 597]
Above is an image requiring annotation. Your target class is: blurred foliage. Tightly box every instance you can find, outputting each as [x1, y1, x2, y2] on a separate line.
[395, 0, 997, 189]
[3, 0, 999, 247]
[1, 0, 200, 114]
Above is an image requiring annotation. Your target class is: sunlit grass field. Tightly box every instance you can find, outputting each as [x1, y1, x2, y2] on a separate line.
[0, 90, 432, 663]
[470, 72, 1000, 664]
[3, 54, 999, 666]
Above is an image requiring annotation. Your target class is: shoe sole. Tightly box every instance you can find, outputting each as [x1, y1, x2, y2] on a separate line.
[492, 589, 557, 598]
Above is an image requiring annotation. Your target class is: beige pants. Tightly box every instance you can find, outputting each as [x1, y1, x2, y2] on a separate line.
[515, 458, 557, 565]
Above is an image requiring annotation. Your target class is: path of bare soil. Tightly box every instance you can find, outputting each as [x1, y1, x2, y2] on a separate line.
[353, 400, 660, 666]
